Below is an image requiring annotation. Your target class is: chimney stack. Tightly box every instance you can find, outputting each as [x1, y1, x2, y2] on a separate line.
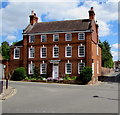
[88, 7, 95, 20]
[29, 11, 38, 25]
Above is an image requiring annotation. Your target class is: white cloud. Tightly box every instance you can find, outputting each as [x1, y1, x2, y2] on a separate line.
[111, 43, 120, 49]
[6, 35, 16, 41]
[111, 51, 119, 61]
[0, 0, 118, 38]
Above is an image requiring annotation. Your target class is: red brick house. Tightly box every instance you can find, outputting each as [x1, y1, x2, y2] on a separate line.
[8, 7, 101, 83]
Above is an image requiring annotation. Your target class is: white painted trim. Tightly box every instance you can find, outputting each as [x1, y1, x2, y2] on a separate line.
[97, 44, 99, 56]
[52, 64, 59, 79]
[41, 34, 47, 42]
[97, 61, 99, 74]
[40, 63, 47, 74]
[53, 46, 59, 58]
[29, 47, 35, 58]
[65, 33, 72, 41]
[65, 46, 72, 57]
[78, 62, 85, 74]
[23, 30, 91, 35]
[53, 34, 59, 42]
[65, 63, 72, 74]
[78, 45, 85, 57]
[14, 48, 20, 59]
[28, 63, 34, 75]
[78, 33, 85, 40]
[40, 47, 47, 58]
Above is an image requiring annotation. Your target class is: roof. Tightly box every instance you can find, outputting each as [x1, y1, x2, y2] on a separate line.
[24, 19, 91, 34]
[11, 40, 23, 47]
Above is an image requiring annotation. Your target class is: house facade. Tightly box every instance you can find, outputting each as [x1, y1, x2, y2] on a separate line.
[9, 7, 101, 83]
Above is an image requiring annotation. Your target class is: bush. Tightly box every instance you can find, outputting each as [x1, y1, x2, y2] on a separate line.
[32, 66, 40, 80]
[63, 74, 71, 80]
[71, 76, 77, 80]
[11, 67, 27, 81]
[76, 67, 92, 84]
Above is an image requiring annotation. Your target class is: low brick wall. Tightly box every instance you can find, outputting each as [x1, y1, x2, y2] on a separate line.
[0, 81, 3, 94]
[101, 67, 113, 76]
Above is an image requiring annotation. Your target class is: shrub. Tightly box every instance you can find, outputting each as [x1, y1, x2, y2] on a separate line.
[32, 66, 40, 80]
[71, 76, 77, 80]
[11, 67, 27, 81]
[76, 67, 92, 84]
[63, 74, 71, 80]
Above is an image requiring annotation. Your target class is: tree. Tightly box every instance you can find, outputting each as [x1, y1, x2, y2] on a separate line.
[100, 40, 114, 68]
[1, 41, 10, 60]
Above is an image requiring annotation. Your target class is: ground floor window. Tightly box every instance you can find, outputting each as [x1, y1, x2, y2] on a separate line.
[40, 63, 47, 74]
[65, 63, 72, 74]
[78, 62, 85, 74]
[28, 63, 35, 74]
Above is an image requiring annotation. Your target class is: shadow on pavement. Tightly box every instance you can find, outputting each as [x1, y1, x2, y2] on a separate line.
[98, 73, 120, 83]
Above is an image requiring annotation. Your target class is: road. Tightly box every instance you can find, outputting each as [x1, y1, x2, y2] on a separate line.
[2, 73, 120, 113]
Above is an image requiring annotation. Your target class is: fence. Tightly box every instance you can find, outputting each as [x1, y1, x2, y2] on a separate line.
[101, 67, 113, 76]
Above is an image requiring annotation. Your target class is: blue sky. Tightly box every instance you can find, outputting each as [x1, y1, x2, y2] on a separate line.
[0, 0, 119, 61]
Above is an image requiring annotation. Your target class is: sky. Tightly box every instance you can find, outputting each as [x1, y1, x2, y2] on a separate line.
[0, 0, 119, 61]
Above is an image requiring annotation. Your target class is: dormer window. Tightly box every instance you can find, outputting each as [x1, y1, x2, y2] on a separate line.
[29, 36, 35, 43]
[65, 33, 72, 41]
[14, 48, 20, 59]
[41, 35, 47, 42]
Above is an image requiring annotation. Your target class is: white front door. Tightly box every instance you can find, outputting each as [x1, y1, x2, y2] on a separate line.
[53, 64, 59, 79]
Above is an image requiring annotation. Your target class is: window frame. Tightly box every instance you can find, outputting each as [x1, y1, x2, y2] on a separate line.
[28, 63, 35, 74]
[40, 63, 47, 74]
[29, 35, 35, 43]
[14, 48, 20, 59]
[78, 45, 85, 57]
[29, 47, 35, 58]
[78, 33, 85, 40]
[78, 62, 85, 74]
[65, 33, 72, 41]
[65, 63, 72, 74]
[53, 46, 59, 58]
[53, 34, 59, 42]
[65, 46, 72, 57]
[40, 47, 47, 58]
[41, 35, 47, 42]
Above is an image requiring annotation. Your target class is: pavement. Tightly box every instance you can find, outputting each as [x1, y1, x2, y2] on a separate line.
[0, 86, 16, 100]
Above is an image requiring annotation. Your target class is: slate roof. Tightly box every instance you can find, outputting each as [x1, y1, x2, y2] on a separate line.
[23, 19, 91, 34]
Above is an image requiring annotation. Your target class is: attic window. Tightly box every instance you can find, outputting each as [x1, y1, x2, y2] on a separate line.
[29, 36, 35, 43]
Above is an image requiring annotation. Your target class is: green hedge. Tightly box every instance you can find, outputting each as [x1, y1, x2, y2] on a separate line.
[76, 67, 92, 84]
[11, 67, 27, 81]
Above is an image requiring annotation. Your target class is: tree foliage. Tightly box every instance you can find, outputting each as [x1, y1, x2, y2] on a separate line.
[100, 40, 114, 68]
[1, 41, 10, 60]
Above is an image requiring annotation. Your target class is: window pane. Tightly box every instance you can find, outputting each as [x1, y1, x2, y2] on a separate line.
[14, 48, 20, 59]
[66, 34, 72, 41]
[78, 63, 85, 74]
[79, 46, 85, 57]
[41, 63, 46, 74]
[66, 46, 72, 57]
[41, 47, 46, 58]
[29, 63, 34, 74]
[53, 47, 59, 57]
[29, 48, 34, 58]
[53, 34, 59, 42]
[29, 36, 35, 43]
[66, 63, 72, 74]
[41, 35, 46, 42]
[78, 33, 85, 40]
